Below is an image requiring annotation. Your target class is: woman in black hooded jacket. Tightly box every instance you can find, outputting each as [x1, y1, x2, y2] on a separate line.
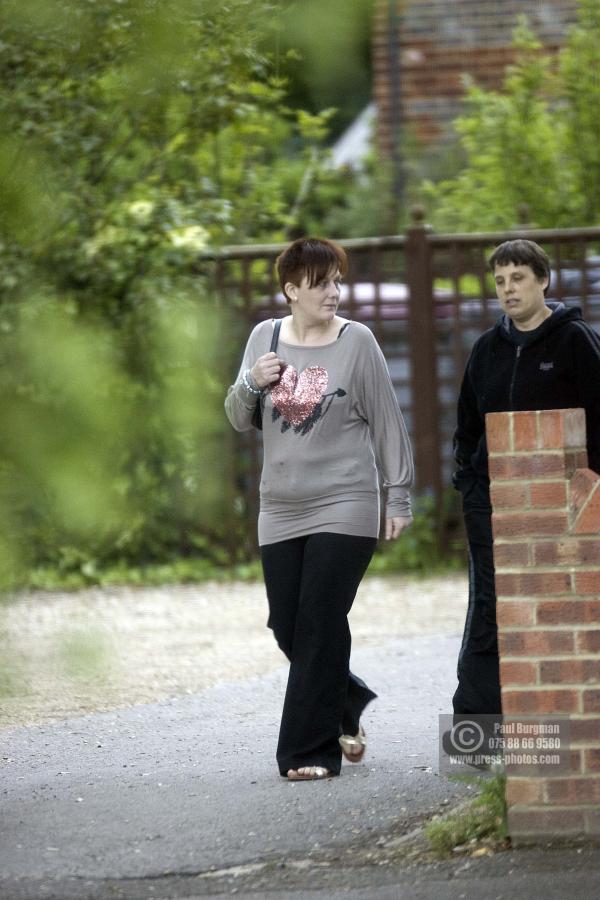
[452, 239, 600, 716]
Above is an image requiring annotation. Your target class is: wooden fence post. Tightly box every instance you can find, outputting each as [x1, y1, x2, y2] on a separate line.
[405, 206, 442, 504]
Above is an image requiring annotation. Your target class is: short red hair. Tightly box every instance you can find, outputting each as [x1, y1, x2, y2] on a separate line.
[276, 237, 348, 303]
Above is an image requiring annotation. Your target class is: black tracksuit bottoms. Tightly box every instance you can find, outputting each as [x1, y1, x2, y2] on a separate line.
[260, 532, 378, 776]
[452, 504, 502, 715]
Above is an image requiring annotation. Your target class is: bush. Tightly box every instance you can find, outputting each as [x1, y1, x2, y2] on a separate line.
[416, 5, 600, 231]
[0, 0, 343, 590]
[369, 492, 464, 576]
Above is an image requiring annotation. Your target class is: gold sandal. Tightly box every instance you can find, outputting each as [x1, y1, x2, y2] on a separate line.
[339, 725, 366, 763]
[287, 766, 332, 781]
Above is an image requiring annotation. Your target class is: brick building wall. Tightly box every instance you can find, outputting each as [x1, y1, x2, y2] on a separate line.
[374, 0, 578, 151]
[487, 408, 600, 843]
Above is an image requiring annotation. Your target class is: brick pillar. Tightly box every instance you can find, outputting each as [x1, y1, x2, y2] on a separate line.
[486, 408, 600, 844]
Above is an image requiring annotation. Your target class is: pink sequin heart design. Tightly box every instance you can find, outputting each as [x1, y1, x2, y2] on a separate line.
[270, 365, 328, 427]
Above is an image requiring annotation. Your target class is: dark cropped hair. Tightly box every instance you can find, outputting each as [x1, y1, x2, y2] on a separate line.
[276, 237, 348, 303]
[488, 239, 551, 293]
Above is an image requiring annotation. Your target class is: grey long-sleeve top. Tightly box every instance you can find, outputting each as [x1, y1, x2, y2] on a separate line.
[225, 319, 414, 545]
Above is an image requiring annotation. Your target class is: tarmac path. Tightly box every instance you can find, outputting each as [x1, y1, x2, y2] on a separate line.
[1, 575, 599, 899]
[1, 634, 471, 898]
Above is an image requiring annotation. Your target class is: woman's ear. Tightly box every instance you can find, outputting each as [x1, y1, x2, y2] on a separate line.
[285, 282, 297, 302]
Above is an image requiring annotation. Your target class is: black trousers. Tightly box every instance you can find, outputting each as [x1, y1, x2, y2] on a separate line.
[260, 532, 378, 776]
[452, 501, 502, 715]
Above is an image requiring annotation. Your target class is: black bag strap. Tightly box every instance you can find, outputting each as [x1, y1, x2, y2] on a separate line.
[270, 318, 282, 353]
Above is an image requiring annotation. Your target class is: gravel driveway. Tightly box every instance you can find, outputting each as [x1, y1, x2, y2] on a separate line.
[0, 574, 467, 729]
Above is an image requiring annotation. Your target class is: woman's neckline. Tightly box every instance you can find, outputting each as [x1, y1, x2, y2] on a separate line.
[275, 318, 351, 349]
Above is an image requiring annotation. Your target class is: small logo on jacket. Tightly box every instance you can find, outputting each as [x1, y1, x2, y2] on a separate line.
[539, 361, 554, 371]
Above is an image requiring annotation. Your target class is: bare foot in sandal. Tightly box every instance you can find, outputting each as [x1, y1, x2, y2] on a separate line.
[287, 766, 332, 781]
[339, 725, 366, 763]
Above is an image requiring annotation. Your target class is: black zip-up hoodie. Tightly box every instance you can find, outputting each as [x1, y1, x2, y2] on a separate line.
[453, 303, 600, 499]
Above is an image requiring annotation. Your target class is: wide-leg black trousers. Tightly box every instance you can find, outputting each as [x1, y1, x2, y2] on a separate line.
[452, 502, 502, 715]
[260, 532, 378, 776]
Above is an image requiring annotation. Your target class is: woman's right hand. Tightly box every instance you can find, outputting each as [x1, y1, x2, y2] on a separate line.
[251, 352, 284, 389]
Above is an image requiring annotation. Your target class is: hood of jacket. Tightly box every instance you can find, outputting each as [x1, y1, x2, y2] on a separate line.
[495, 301, 582, 346]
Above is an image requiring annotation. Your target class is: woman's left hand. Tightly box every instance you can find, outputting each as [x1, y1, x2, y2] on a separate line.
[385, 516, 413, 540]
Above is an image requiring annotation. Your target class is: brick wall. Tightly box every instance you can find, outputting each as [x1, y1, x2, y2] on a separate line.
[487, 408, 600, 843]
[374, 0, 578, 151]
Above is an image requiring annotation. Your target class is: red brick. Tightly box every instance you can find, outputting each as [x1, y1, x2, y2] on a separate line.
[583, 690, 600, 714]
[500, 631, 575, 656]
[508, 808, 586, 839]
[500, 660, 537, 686]
[571, 471, 600, 535]
[567, 749, 584, 775]
[533, 539, 600, 566]
[575, 571, 600, 595]
[581, 657, 600, 684]
[496, 572, 572, 597]
[570, 718, 600, 743]
[569, 468, 599, 515]
[493, 542, 530, 567]
[513, 412, 538, 451]
[490, 482, 529, 509]
[539, 659, 600, 684]
[374, 0, 579, 157]
[576, 631, 600, 653]
[545, 777, 600, 804]
[530, 482, 567, 508]
[497, 600, 535, 627]
[566, 450, 592, 478]
[486, 412, 512, 453]
[537, 600, 600, 625]
[539, 409, 586, 451]
[506, 778, 544, 806]
[503, 754, 580, 779]
[492, 512, 569, 539]
[561, 408, 587, 449]
[538, 410, 563, 450]
[584, 749, 600, 773]
[502, 689, 580, 715]
[573, 504, 600, 535]
[488, 457, 512, 480]
[489, 453, 571, 480]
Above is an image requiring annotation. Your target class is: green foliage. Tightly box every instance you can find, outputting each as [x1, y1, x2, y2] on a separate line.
[0, 0, 345, 589]
[17, 490, 460, 592]
[302, 149, 397, 239]
[560, 0, 600, 224]
[26, 556, 264, 592]
[275, 0, 374, 138]
[426, 774, 508, 857]
[369, 493, 464, 576]
[0, 0, 337, 298]
[419, 5, 600, 230]
[0, 289, 226, 589]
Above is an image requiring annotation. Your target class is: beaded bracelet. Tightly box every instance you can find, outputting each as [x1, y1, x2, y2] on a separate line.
[242, 369, 262, 395]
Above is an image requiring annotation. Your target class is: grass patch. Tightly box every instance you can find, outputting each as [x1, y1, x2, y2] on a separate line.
[20, 556, 265, 592]
[426, 774, 509, 858]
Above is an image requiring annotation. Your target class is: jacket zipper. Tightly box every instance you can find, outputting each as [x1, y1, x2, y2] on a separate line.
[508, 345, 522, 408]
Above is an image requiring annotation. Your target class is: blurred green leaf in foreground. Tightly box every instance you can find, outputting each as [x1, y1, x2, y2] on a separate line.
[0, 0, 297, 589]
